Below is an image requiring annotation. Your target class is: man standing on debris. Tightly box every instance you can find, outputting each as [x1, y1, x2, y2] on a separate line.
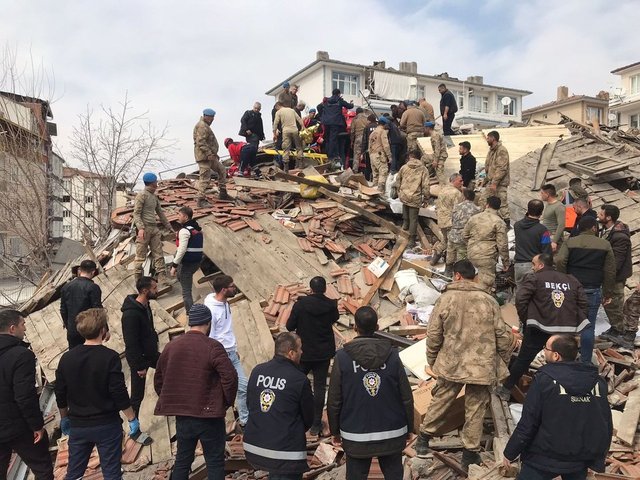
[327, 306, 413, 479]
[121, 276, 161, 423]
[448, 189, 481, 267]
[368, 116, 393, 194]
[463, 196, 510, 291]
[458, 141, 476, 188]
[497, 254, 588, 400]
[243, 332, 314, 479]
[396, 149, 431, 248]
[0, 309, 54, 480]
[431, 174, 464, 270]
[194, 108, 230, 204]
[239, 102, 265, 148]
[350, 107, 369, 173]
[155, 304, 238, 480]
[361, 113, 378, 181]
[273, 101, 304, 172]
[556, 216, 615, 364]
[483, 131, 511, 227]
[132, 172, 175, 283]
[598, 205, 634, 348]
[423, 121, 448, 185]
[513, 200, 552, 290]
[204, 275, 249, 428]
[415, 260, 515, 471]
[277, 81, 295, 108]
[540, 184, 566, 253]
[60, 259, 103, 350]
[400, 101, 426, 154]
[55, 308, 142, 480]
[286, 277, 339, 436]
[503, 335, 612, 480]
[418, 97, 435, 122]
[438, 84, 458, 135]
[569, 197, 596, 237]
[170, 206, 203, 313]
[322, 88, 354, 166]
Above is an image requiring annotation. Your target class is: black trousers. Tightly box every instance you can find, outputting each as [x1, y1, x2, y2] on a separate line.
[67, 332, 84, 350]
[345, 453, 403, 480]
[0, 430, 53, 480]
[443, 112, 455, 135]
[130, 369, 146, 417]
[504, 327, 551, 390]
[300, 359, 330, 429]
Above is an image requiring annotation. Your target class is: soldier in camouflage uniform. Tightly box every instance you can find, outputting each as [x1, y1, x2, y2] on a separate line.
[396, 149, 430, 247]
[415, 259, 515, 471]
[368, 117, 393, 193]
[193, 108, 230, 205]
[431, 174, 464, 266]
[622, 285, 640, 346]
[350, 108, 369, 173]
[448, 189, 481, 276]
[463, 196, 510, 291]
[482, 130, 510, 226]
[422, 121, 448, 185]
[399, 102, 425, 154]
[133, 172, 175, 283]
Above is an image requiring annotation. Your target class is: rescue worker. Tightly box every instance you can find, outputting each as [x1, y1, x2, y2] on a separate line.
[463, 196, 510, 291]
[170, 206, 203, 313]
[540, 183, 566, 253]
[400, 101, 426, 154]
[193, 108, 230, 204]
[350, 107, 369, 173]
[418, 97, 435, 122]
[395, 149, 430, 248]
[277, 81, 295, 108]
[132, 173, 175, 283]
[327, 306, 413, 479]
[238, 102, 265, 148]
[570, 197, 597, 237]
[415, 260, 515, 472]
[224, 138, 258, 178]
[438, 84, 458, 135]
[423, 121, 448, 185]
[368, 116, 392, 193]
[273, 102, 304, 172]
[513, 199, 552, 290]
[431, 174, 464, 267]
[243, 333, 314, 480]
[448, 189, 481, 275]
[458, 141, 476, 188]
[483, 131, 510, 227]
[361, 114, 378, 181]
[561, 177, 590, 233]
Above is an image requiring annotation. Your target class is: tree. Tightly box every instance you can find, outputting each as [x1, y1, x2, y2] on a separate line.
[69, 93, 175, 238]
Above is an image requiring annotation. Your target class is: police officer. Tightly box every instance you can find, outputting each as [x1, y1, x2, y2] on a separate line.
[327, 306, 413, 479]
[243, 332, 313, 480]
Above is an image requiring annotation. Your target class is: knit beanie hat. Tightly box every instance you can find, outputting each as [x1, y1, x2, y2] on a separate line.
[188, 304, 212, 326]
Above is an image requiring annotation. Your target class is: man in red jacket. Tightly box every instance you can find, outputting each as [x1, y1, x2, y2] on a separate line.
[225, 138, 258, 178]
[154, 304, 238, 480]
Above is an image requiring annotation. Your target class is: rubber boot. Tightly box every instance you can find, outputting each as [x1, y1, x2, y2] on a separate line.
[461, 449, 482, 472]
[414, 433, 431, 458]
[218, 187, 232, 201]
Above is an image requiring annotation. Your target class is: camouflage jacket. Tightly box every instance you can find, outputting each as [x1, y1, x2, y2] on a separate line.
[436, 184, 464, 229]
[463, 208, 510, 265]
[485, 141, 510, 186]
[427, 280, 515, 385]
[430, 130, 448, 162]
[350, 113, 369, 143]
[450, 200, 482, 244]
[368, 125, 392, 158]
[396, 158, 430, 208]
[193, 118, 218, 162]
[133, 187, 172, 230]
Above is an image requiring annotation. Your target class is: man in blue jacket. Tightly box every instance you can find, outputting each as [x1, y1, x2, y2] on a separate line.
[503, 334, 612, 480]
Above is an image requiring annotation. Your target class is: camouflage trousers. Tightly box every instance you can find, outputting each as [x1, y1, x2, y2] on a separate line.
[623, 291, 640, 333]
[282, 131, 303, 171]
[133, 226, 166, 278]
[435, 159, 447, 185]
[468, 257, 497, 292]
[604, 281, 626, 332]
[371, 152, 389, 191]
[420, 378, 491, 451]
[433, 227, 450, 257]
[406, 132, 421, 154]
[447, 240, 467, 265]
[196, 157, 226, 198]
[352, 137, 364, 173]
[402, 205, 420, 243]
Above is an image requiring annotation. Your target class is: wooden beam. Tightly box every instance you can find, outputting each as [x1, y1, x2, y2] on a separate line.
[360, 239, 408, 306]
[232, 177, 300, 193]
[426, 218, 444, 243]
[373, 331, 416, 348]
[275, 171, 340, 192]
[616, 372, 640, 446]
[389, 325, 428, 336]
[319, 187, 408, 238]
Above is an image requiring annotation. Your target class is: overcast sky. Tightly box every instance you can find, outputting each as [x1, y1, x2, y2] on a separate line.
[2, 0, 637, 175]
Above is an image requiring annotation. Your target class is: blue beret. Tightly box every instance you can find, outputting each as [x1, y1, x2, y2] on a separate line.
[424, 121, 435, 128]
[142, 172, 157, 183]
[203, 108, 216, 117]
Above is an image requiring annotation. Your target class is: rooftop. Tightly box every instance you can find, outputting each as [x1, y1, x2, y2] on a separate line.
[611, 61, 640, 75]
[522, 94, 609, 115]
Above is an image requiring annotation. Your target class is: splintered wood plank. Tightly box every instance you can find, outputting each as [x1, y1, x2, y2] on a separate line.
[616, 373, 640, 446]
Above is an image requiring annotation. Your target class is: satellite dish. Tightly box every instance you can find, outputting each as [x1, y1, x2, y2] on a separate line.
[608, 113, 617, 121]
[361, 89, 371, 98]
[501, 96, 512, 106]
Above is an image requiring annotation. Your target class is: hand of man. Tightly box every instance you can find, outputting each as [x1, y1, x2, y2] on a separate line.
[502, 263, 510, 272]
[502, 457, 512, 469]
[33, 428, 46, 443]
[443, 113, 448, 120]
[246, 130, 252, 135]
[273, 134, 278, 142]
[602, 297, 612, 306]
[207, 153, 217, 162]
[137, 229, 145, 242]
[170, 266, 177, 277]
[137, 369, 148, 378]
[551, 241, 558, 253]
[431, 161, 437, 169]
[489, 183, 497, 192]
[331, 435, 342, 447]
[128, 418, 141, 437]
[60, 417, 71, 436]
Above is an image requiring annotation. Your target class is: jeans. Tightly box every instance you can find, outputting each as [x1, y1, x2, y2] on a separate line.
[227, 350, 249, 425]
[504, 327, 550, 389]
[345, 453, 403, 480]
[300, 359, 330, 429]
[324, 125, 341, 161]
[517, 462, 587, 480]
[246, 133, 260, 149]
[172, 416, 225, 480]
[0, 430, 53, 480]
[178, 261, 201, 314]
[240, 144, 258, 173]
[581, 288, 601, 364]
[66, 422, 123, 480]
[514, 262, 532, 293]
[390, 144, 402, 173]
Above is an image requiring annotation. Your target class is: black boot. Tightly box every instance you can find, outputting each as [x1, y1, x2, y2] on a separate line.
[504, 219, 511, 230]
[461, 449, 482, 472]
[430, 251, 442, 266]
[414, 433, 431, 458]
[218, 188, 232, 201]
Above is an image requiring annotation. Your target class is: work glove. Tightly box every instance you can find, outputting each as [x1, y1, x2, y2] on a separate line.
[61, 417, 71, 436]
[129, 418, 141, 437]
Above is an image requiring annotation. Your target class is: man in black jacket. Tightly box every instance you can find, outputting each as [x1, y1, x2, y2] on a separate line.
[0, 309, 53, 480]
[243, 332, 313, 480]
[121, 276, 160, 420]
[458, 141, 476, 187]
[238, 102, 265, 148]
[286, 276, 339, 436]
[503, 335, 612, 479]
[513, 200, 552, 290]
[60, 260, 103, 349]
[570, 197, 597, 237]
[321, 88, 354, 166]
[327, 306, 413, 479]
[438, 83, 458, 135]
[497, 254, 588, 400]
[598, 204, 634, 348]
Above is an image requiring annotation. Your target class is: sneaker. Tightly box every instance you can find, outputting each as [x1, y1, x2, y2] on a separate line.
[495, 385, 511, 402]
[414, 433, 431, 458]
[461, 449, 482, 472]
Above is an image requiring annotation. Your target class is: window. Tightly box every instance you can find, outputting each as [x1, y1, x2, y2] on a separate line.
[63, 225, 71, 233]
[586, 107, 602, 123]
[332, 71, 359, 96]
[631, 75, 640, 95]
[62, 209, 71, 218]
[498, 96, 515, 116]
[452, 90, 464, 109]
[631, 114, 640, 128]
[469, 95, 489, 113]
[416, 85, 425, 100]
[85, 196, 93, 204]
[84, 211, 92, 218]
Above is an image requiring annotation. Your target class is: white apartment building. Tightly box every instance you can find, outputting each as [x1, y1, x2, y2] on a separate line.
[609, 61, 640, 129]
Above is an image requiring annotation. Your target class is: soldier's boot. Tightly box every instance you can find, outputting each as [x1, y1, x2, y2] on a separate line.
[599, 327, 622, 341]
[443, 264, 454, 279]
[414, 433, 431, 458]
[197, 197, 212, 208]
[156, 273, 173, 288]
[430, 251, 442, 266]
[504, 219, 511, 230]
[609, 330, 636, 350]
[461, 450, 483, 472]
[218, 187, 232, 201]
